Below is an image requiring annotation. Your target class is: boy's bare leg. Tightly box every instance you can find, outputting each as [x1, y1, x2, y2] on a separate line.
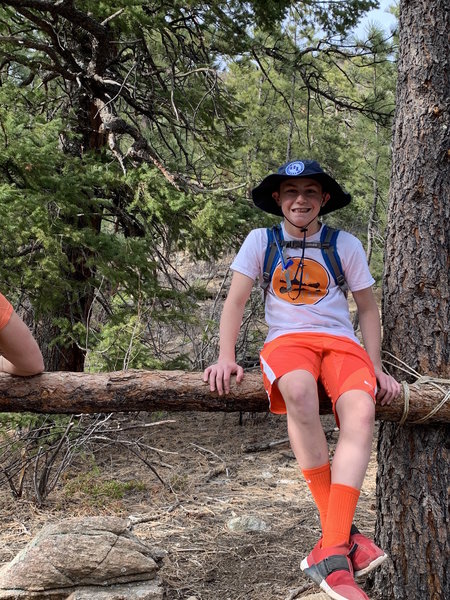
[277, 369, 328, 469]
[276, 376, 375, 483]
[332, 391, 375, 489]
[319, 390, 375, 550]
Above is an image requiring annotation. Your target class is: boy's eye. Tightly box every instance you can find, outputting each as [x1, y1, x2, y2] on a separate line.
[283, 187, 321, 196]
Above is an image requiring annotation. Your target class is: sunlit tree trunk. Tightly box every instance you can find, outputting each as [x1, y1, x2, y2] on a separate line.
[372, 1, 449, 599]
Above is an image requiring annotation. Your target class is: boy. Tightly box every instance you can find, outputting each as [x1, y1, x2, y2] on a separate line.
[0, 292, 44, 376]
[203, 159, 401, 600]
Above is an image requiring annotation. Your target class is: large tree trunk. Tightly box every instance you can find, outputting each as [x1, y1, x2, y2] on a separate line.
[373, 2, 449, 599]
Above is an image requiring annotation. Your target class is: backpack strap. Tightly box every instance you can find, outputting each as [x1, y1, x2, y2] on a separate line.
[262, 224, 294, 292]
[320, 225, 348, 294]
[262, 226, 280, 291]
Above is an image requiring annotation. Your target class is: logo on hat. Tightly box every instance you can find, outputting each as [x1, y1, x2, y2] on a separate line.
[284, 161, 305, 176]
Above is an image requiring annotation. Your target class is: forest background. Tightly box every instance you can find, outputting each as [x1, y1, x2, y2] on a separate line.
[0, 1, 397, 494]
[1, 5, 449, 600]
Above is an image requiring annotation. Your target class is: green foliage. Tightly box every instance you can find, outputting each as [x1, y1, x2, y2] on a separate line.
[303, 0, 378, 35]
[0, 411, 46, 432]
[0, 1, 397, 374]
[64, 462, 146, 505]
[85, 304, 163, 372]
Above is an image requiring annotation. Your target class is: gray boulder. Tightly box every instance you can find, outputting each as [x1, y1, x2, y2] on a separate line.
[0, 516, 165, 600]
[65, 580, 163, 599]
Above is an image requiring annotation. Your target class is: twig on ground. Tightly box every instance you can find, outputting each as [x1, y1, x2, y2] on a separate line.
[243, 428, 336, 453]
[190, 443, 225, 463]
[284, 582, 315, 600]
[242, 437, 290, 453]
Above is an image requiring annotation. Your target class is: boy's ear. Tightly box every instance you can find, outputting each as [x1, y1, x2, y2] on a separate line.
[321, 192, 331, 206]
[272, 192, 281, 206]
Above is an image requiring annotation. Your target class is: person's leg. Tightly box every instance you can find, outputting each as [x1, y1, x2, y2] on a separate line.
[300, 339, 379, 599]
[331, 390, 375, 488]
[277, 369, 331, 531]
[277, 369, 328, 468]
[322, 390, 375, 549]
[301, 390, 375, 600]
[301, 462, 331, 532]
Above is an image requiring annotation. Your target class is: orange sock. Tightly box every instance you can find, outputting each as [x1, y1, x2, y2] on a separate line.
[301, 462, 331, 532]
[322, 483, 360, 548]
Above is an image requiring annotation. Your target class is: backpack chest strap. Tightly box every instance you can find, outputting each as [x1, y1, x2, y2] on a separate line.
[262, 223, 348, 295]
[283, 240, 324, 249]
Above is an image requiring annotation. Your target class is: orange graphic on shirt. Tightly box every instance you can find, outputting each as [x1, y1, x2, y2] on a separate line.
[272, 257, 329, 305]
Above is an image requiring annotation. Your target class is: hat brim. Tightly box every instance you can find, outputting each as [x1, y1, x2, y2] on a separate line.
[251, 173, 351, 216]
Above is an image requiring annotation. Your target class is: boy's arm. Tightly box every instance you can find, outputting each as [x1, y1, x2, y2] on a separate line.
[0, 311, 45, 376]
[203, 271, 254, 396]
[352, 287, 401, 406]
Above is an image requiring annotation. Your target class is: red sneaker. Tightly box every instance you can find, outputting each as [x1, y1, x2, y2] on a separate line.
[350, 525, 388, 578]
[301, 539, 370, 600]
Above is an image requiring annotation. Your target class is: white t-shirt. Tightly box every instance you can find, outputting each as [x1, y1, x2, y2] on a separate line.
[231, 223, 375, 345]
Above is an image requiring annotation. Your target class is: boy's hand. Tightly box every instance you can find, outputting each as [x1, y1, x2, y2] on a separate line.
[375, 368, 402, 406]
[203, 360, 244, 396]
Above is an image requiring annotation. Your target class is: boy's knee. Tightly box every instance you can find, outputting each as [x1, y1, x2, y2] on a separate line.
[338, 391, 375, 431]
[355, 407, 375, 435]
[279, 375, 318, 418]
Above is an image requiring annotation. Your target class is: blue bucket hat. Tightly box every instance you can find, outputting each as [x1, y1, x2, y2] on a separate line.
[251, 159, 351, 216]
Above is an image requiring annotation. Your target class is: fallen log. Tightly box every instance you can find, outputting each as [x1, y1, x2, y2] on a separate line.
[0, 370, 447, 424]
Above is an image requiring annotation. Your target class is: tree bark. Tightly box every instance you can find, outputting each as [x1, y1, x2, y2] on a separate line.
[0, 371, 447, 424]
[373, 1, 449, 599]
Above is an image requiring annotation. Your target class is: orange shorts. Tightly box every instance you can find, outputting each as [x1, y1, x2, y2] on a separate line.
[260, 332, 376, 423]
[0, 293, 13, 331]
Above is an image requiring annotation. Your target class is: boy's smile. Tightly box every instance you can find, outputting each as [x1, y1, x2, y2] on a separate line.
[272, 178, 330, 236]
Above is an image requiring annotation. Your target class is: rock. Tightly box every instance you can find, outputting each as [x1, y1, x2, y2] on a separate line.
[0, 580, 164, 600]
[226, 515, 270, 533]
[0, 516, 165, 599]
[66, 579, 163, 599]
[259, 470, 273, 479]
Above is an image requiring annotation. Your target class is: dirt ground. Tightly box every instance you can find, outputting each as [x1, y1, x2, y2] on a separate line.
[0, 411, 381, 600]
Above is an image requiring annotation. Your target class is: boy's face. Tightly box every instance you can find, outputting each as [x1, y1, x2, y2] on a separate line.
[272, 177, 330, 234]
